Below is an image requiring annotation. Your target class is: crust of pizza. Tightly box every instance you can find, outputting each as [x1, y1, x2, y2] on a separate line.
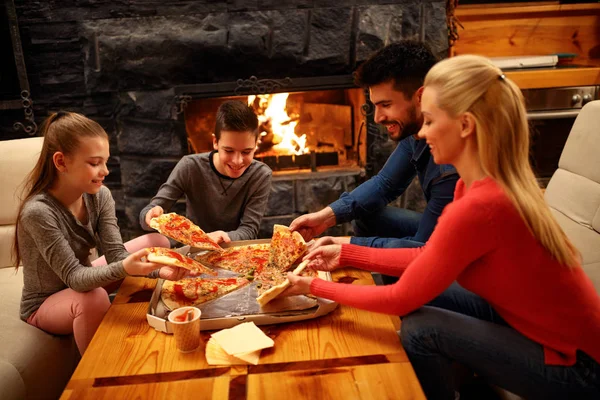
[162, 277, 249, 310]
[268, 224, 307, 271]
[256, 260, 309, 307]
[147, 247, 217, 276]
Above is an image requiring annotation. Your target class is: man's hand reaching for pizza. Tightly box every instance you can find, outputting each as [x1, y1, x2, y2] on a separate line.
[207, 230, 231, 244]
[289, 207, 337, 242]
[145, 206, 164, 227]
[308, 236, 351, 251]
[303, 244, 342, 272]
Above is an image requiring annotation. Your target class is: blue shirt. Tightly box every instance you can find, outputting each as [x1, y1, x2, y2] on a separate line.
[329, 136, 458, 247]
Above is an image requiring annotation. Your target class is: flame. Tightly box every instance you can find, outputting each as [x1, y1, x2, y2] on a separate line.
[248, 93, 307, 155]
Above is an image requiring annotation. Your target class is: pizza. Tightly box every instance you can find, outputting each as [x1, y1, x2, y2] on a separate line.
[196, 244, 270, 277]
[256, 260, 309, 307]
[161, 277, 250, 310]
[149, 213, 222, 252]
[160, 225, 314, 310]
[268, 224, 307, 271]
[147, 247, 217, 276]
[255, 265, 288, 297]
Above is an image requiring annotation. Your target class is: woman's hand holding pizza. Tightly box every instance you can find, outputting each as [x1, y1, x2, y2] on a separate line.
[281, 273, 314, 297]
[145, 206, 164, 227]
[207, 230, 231, 244]
[123, 248, 191, 280]
[303, 244, 342, 272]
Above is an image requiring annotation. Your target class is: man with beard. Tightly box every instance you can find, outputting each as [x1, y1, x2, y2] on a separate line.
[289, 41, 458, 256]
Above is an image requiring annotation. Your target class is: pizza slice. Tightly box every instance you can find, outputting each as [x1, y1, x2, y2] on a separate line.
[268, 224, 307, 271]
[196, 244, 270, 278]
[149, 213, 222, 252]
[146, 247, 217, 276]
[161, 277, 250, 310]
[255, 265, 288, 298]
[256, 260, 309, 307]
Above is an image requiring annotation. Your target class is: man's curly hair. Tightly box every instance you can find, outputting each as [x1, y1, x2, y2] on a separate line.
[354, 41, 438, 100]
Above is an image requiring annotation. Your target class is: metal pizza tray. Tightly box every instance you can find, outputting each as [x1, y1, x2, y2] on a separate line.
[146, 241, 337, 333]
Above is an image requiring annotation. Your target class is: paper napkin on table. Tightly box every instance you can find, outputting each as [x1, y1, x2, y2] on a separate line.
[205, 337, 261, 365]
[207, 322, 274, 365]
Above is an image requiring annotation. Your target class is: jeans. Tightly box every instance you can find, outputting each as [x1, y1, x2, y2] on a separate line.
[401, 283, 600, 400]
[351, 206, 425, 249]
[353, 206, 425, 284]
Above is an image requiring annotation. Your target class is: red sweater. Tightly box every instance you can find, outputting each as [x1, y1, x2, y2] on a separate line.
[311, 177, 600, 366]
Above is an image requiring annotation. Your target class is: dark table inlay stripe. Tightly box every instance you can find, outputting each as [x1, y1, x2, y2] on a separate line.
[93, 367, 230, 387]
[229, 375, 247, 400]
[126, 288, 154, 303]
[249, 354, 390, 374]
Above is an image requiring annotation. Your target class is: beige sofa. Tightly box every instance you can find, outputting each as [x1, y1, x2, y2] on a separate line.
[545, 100, 600, 293]
[496, 100, 600, 400]
[0, 137, 79, 400]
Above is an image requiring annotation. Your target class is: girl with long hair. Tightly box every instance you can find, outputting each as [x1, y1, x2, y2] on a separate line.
[14, 111, 188, 355]
[284, 55, 600, 399]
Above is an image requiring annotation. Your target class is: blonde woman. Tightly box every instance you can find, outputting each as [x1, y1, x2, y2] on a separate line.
[284, 55, 600, 399]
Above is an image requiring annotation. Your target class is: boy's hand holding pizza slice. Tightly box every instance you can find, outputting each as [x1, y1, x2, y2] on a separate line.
[149, 212, 223, 252]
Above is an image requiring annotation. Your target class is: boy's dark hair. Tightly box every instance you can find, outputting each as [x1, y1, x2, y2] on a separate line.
[214, 100, 259, 141]
[354, 41, 438, 100]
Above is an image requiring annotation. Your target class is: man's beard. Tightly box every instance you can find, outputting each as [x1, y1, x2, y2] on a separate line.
[387, 105, 422, 142]
[395, 120, 420, 142]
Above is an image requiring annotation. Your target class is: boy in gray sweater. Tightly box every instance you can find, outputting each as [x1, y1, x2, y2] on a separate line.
[140, 100, 272, 243]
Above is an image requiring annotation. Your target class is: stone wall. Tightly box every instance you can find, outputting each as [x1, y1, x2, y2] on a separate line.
[3, 0, 447, 240]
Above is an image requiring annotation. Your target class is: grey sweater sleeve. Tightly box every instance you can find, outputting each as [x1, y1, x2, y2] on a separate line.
[20, 205, 127, 293]
[227, 167, 272, 241]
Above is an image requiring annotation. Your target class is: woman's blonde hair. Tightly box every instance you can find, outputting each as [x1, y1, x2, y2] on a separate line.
[424, 55, 579, 267]
[12, 112, 108, 268]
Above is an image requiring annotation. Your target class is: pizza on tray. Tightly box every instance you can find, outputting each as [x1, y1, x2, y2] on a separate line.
[162, 225, 315, 309]
[161, 277, 250, 310]
[149, 213, 222, 252]
[196, 243, 270, 277]
[268, 224, 307, 271]
[146, 247, 217, 276]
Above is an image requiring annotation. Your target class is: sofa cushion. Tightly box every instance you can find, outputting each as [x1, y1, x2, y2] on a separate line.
[0, 137, 43, 268]
[558, 101, 600, 186]
[0, 225, 16, 268]
[0, 137, 43, 225]
[0, 267, 78, 399]
[545, 168, 600, 232]
[0, 360, 25, 400]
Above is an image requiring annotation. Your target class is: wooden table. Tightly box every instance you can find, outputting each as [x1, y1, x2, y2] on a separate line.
[60, 268, 425, 399]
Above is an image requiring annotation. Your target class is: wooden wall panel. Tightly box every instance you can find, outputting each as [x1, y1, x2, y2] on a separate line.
[452, 3, 600, 64]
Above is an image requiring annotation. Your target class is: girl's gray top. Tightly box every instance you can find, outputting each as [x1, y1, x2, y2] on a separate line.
[19, 186, 130, 321]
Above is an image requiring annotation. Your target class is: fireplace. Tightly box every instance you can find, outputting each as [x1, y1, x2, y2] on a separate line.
[183, 86, 366, 172]
[2, 1, 450, 240]
[173, 75, 373, 237]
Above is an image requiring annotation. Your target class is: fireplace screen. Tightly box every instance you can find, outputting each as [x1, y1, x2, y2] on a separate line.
[184, 88, 366, 171]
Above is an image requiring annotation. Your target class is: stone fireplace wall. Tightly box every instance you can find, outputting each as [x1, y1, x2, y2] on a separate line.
[2, 0, 447, 240]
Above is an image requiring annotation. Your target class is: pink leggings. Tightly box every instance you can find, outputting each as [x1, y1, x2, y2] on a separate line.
[27, 233, 169, 355]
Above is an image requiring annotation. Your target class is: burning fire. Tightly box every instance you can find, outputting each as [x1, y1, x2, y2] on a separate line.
[248, 93, 308, 155]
